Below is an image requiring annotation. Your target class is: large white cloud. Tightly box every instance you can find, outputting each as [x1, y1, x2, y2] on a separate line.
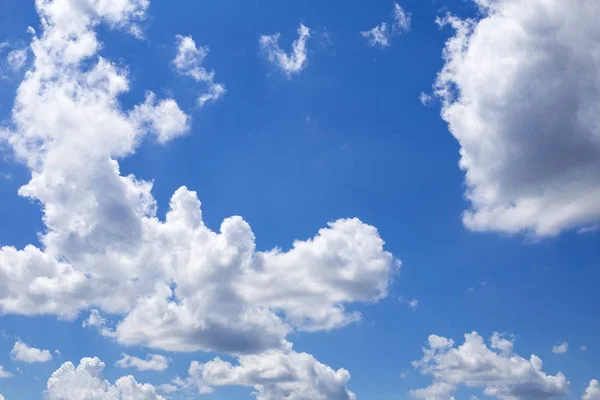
[0, 0, 398, 360]
[432, 0, 600, 237]
[259, 24, 310, 77]
[411, 332, 569, 400]
[11, 340, 53, 363]
[176, 347, 356, 400]
[47, 357, 164, 400]
[583, 380, 600, 400]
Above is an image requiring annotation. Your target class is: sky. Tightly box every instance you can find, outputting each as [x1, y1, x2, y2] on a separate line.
[0, 0, 598, 399]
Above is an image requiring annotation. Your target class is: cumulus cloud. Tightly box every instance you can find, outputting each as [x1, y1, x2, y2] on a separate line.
[11, 340, 53, 363]
[411, 332, 568, 400]
[583, 380, 600, 400]
[47, 357, 164, 400]
[0, 366, 11, 379]
[361, 2, 411, 48]
[432, 0, 600, 237]
[0, 0, 398, 365]
[552, 342, 568, 354]
[7, 48, 28, 71]
[116, 354, 169, 372]
[260, 24, 310, 77]
[177, 348, 356, 400]
[173, 35, 226, 107]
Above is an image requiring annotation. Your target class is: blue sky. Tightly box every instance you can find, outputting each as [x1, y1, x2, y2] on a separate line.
[0, 0, 599, 399]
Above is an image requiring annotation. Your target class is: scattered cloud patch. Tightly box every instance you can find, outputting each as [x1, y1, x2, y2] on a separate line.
[7, 48, 28, 71]
[173, 35, 226, 106]
[0, 366, 11, 379]
[432, 0, 600, 237]
[420, 92, 434, 107]
[11, 341, 53, 363]
[362, 2, 411, 48]
[399, 296, 419, 310]
[581, 345, 588, 351]
[411, 332, 568, 399]
[116, 353, 169, 372]
[552, 342, 568, 354]
[260, 24, 310, 77]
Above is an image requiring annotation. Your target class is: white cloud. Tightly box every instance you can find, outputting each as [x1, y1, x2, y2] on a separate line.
[47, 357, 164, 400]
[0, 393, 4, 400]
[420, 92, 434, 107]
[432, 0, 600, 237]
[178, 348, 356, 400]
[583, 380, 600, 400]
[411, 332, 568, 400]
[362, 2, 411, 48]
[392, 2, 411, 33]
[116, 354, 169, 372]
[0, 0, 398, 361]
[399, 296, 419, 310]
[581, 345, 588, 351]
[260, 24, 310, 77]
[173, 35, 226, 106]
[7, 49, 28, 71]
[552, 342, 568, 354]
[361, 24, 390, 48]
[0, 366, 12, 379]
[11, 340, 53, 363]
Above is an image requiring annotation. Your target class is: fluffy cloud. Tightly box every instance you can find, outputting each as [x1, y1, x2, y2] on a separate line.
[47, 357, 164, 400]
[260, 24, 310, 77]
[433, 0, 600, 236]
[173, 35, 226, 107]
[411, 332, 568, 400]
[0, 0, 398, 361]
[552, 342, 568, 354]
[361, 2, 411, 48]
[116, 354, 169, 372]
[583, 380, 600, 400]
[0, 366, 11, 379]
[178, 348, 356, 400]
[11, 340, 53, 363]
[7, 48, 28, 71]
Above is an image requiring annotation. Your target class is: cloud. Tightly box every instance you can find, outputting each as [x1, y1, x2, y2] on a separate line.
[432, 0, 600, 237]
[11, 340, 53, 363]
[411, 332, 569, 400]
[7, 48, 28, 71]
[361, 2, 411, 48]
[116, 354, 169, 372]
[173, 35, 226, 107]
[47, 357, 164, 400]
[0, 0, 398, 361]
[260, 24, 310, 77]
[581, 346, 588, 351]
[0, 366, 11, 379]
[552, 342, 568, 354]
[177, 348, 356, 400]
[583, 380, 600, 400]
[361, 24, 391, 48]
[420, 92, 435, 107]
[399, 296, 419, 310]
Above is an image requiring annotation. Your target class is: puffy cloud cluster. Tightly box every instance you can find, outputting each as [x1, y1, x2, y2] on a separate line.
[173, 35, 226, 107]
[11, 340, 53, 363]
[177, 347, 356, 400]
[361, 2, 411, 48]
[116, 354, 169, 372]
[0, 4, 397, 400]
[259, 24, 310, 77]
[47, 357, 164, 400]
[583, 380, 600, 400]
[433, 0, 600, 236]
[411, 332, 569, 400]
